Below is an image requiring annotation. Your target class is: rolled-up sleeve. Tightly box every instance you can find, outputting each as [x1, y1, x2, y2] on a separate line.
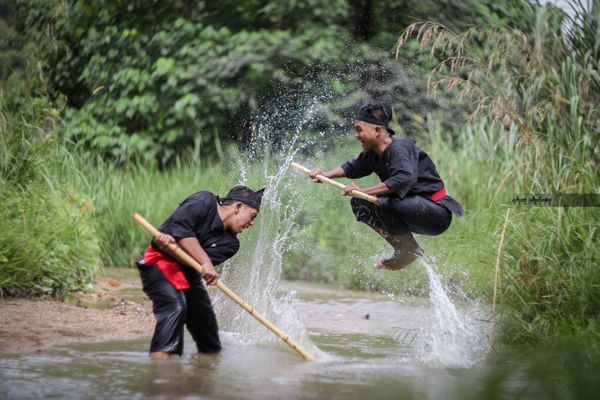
[383, 147, 416, 199]
[341, 151, 374, 179]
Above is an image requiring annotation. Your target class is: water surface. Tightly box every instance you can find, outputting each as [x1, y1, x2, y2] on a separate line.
[0, 281, 491, 400]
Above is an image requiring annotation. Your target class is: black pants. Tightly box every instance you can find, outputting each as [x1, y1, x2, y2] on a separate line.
[138, 263, 221, 356]
[351, 194, 452, 236]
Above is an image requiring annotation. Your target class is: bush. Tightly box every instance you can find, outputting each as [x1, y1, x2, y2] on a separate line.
[14, 0, 492, 165]
[0, 99, 100, 296]
[0, 53, 100, 297]
[0, 187, 99, 297]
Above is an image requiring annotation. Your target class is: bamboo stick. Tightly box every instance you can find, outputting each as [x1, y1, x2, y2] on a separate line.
[290, 162, 379, 204]
[132, 213, 313, 361]
[489, 207, 511, 352]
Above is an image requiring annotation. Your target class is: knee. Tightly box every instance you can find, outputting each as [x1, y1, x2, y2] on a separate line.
[374, 201, 410, 235]
[172, 300, 186, 317]
[155, 296, 187, 320]
[373, 198, 394, 221]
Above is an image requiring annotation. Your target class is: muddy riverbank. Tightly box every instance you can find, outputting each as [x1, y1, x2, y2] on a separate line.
[0, 268, 153, 354]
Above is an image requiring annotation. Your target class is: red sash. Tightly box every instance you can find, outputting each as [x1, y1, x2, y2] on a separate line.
[430, 187, 447, 202]
[143, 245, 190, 290]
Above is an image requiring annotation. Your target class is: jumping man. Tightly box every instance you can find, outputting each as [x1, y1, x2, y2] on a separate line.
[309, 99, 463, 270]
[136, 186, 264, 359]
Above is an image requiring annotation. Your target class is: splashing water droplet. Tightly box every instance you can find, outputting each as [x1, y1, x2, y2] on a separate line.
[417, 255, 488, 367]
[213, 92, 335, 357]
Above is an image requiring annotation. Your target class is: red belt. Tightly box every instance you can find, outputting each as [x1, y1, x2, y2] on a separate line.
[143, 245, 190, 290]
[430, 187, 447, 202]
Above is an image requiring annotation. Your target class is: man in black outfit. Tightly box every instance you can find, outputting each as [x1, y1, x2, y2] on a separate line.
[309, 99, 463, 270]
[137, 186, 264, 359]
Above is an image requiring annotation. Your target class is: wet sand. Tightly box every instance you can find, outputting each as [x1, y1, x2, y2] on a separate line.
[0, 268, 154, 354]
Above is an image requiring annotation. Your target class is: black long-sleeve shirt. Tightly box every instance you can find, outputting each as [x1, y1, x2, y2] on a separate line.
[152, 191, 240, 266]
[341, 138, 463, 216]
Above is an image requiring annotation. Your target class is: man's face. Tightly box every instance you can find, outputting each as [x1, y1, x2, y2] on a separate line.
[230, 203, 259, 234]
[353, 121, 380, 150]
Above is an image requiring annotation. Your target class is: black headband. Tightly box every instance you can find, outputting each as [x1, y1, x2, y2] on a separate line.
[221, 186, 265, 211]
[355, 97, 396, 136]
[355, 110, 390, 128]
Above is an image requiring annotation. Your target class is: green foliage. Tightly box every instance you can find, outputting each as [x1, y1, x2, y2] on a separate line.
[397, 1, 600, 346]
[4, 0, 597, 360]
[0, 1, 28, 81]
[0, 0, 516, 298]
[502, 208, 600, 346]
[0, 62, 100, 297]
[13, 0, 509, 164]
[14, 0, 359, 164]
[0, 187, 99, 297]
[204, 0, 349, 29]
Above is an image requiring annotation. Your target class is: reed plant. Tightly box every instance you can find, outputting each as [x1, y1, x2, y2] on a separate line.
[396, 1, 600, 346]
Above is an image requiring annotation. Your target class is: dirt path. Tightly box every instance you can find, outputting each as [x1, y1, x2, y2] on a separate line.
[0, 268, 154, 355]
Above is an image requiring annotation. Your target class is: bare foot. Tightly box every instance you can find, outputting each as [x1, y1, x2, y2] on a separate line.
[374, 248, 423, 270]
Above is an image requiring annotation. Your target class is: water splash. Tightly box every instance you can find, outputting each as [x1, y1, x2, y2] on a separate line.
[213, 93, 332, 357]
[417, 255, 487, 368]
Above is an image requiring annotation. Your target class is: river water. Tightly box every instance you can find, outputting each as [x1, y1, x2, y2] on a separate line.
[0, 279, 491, 400]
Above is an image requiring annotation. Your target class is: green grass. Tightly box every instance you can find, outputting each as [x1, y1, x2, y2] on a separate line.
[74, 157, 230, 268]
[0, 72, 101, 297]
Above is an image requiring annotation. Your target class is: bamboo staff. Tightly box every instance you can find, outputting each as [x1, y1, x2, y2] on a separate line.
[132, 213, 313, 361]
[290, 162, 379, 204]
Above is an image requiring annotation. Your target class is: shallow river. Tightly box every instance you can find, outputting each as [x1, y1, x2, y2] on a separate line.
[0, 280, 498, 400]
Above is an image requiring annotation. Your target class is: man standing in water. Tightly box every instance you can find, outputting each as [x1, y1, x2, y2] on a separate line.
[137, 186, 264, 359]
[309, 99, 463, 270]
